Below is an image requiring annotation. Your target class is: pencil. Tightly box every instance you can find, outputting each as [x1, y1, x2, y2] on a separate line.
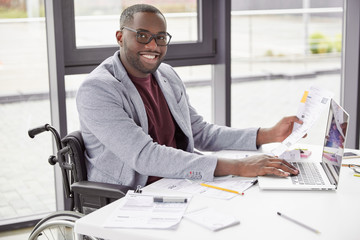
[342, 164, 360, 167]
[200, 183, 244, 195]
[277, 212, 320, 234]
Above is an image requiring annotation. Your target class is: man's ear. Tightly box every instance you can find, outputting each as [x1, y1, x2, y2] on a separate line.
[116, 30, 123, 47]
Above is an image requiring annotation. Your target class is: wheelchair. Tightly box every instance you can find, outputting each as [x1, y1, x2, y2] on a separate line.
[27, 124, 133, 240]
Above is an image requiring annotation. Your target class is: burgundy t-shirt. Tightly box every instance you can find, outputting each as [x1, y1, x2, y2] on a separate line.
[129, 74, 177, 184]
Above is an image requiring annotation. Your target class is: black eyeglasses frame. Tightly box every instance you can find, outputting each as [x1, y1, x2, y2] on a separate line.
[121, 26, 172, 46]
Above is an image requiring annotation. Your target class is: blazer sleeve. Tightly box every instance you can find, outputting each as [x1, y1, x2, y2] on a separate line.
[186, 90, 259, 152]
[164, 65, 259, 152]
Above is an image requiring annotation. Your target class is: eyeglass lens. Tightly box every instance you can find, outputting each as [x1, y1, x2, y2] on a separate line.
[136, 31, 170, 46]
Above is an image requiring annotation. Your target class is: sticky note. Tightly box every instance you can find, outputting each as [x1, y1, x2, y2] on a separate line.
[300, 91, 309, 103]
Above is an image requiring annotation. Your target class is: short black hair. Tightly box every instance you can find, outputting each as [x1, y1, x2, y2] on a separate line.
[120, 4, 166, 28]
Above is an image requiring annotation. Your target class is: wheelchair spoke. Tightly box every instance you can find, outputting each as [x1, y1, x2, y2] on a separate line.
[28, 211, 97, 240]
[57, 226, 66, 239]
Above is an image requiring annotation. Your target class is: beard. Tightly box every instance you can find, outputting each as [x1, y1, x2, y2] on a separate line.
[123, 41, 164, 74]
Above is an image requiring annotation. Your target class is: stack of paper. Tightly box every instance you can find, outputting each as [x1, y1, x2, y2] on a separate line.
[184, 207, 240, 231]
[103, 191, 190, 229]
[150, 176, 257, 200]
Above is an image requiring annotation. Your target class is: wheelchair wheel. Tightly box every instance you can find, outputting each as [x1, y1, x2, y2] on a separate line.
[28, 211, 97, 240]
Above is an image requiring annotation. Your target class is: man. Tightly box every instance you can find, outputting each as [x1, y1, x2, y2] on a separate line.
[76, 4, 300, 189]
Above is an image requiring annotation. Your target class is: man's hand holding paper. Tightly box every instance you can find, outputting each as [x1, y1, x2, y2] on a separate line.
[271, 85, 334, 156]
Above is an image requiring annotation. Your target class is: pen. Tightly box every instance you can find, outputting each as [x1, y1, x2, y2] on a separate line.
[277, 212, 320, 234]
[153, 196, 188, 203]
[342, 164, 360, 167]
[200, 183, 244, 195]
[242, 179, 258, 193]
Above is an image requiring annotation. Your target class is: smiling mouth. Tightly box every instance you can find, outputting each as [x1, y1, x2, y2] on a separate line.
[142, 54, 157, 60]
[139, 52, 160, 61]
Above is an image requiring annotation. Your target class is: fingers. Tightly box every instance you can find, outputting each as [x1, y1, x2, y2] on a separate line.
[267, 116, 304, 143]
[273, 159, 298, 172]
[262, 167, 291, 177]
[238, 155, 299, 178]
[284, 115, 303, 125]
[260, 158, 299, 177]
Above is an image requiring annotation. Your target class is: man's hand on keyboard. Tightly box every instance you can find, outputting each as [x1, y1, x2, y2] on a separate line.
[215, 155, 299, 178]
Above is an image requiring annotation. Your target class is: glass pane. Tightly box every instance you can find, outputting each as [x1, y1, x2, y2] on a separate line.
[74, 0, 198, 47]
[174, 65, 213, 123]
[66, 75, 84, 133]
[231, 1, 343, 145]
[0, 1, 56, 225]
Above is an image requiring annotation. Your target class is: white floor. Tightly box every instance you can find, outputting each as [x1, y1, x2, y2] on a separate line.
[0, 228, 32, 240]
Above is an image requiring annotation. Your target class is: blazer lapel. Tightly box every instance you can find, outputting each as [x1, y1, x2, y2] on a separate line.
[113, 54, 149, 133]
[153, 71, 191, 137]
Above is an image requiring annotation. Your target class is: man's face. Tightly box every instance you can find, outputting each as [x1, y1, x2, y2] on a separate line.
[117, 12, 168, 78]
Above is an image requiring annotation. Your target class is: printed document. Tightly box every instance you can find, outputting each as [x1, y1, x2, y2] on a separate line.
[150, 176, 257, 200]
[103, 191, 190, 229]
[271, 85, 333, 156]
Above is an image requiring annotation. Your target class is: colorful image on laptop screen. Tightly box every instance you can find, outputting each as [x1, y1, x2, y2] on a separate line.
[322, 99, 349, 184]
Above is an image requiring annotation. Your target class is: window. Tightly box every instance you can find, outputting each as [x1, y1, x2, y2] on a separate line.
[74, 0, 198, 47]
[174, 65, 213, 122]
[0, 0, 55, 229]
[231, 1, 344, 145]
[61, 0, 215, 74]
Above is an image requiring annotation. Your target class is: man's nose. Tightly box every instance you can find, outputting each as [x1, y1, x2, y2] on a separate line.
[145, 37, 158, 49]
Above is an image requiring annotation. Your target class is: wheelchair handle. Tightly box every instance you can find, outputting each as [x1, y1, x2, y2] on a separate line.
[28, 123, 63, 151]
[28, 124, 51, 138]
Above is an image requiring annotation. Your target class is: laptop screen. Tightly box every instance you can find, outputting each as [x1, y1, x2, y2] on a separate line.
[321, 99, 349, 185]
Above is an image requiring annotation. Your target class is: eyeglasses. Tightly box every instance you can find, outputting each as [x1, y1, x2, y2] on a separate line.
[342, 164, 360, 174]
[121, 26, 172, 46]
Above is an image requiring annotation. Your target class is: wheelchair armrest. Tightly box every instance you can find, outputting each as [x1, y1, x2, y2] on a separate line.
[71, 181, 133, 199]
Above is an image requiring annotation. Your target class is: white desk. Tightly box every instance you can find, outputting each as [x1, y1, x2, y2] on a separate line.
[75, 144, 360, 240]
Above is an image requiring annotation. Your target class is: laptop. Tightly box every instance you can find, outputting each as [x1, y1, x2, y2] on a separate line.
[258, 99, 349, 190]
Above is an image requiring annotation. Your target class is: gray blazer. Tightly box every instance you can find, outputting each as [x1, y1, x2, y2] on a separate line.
[76, 51, 259, 189]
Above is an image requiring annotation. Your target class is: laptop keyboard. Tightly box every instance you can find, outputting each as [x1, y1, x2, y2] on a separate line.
[290, 162, 325, 185]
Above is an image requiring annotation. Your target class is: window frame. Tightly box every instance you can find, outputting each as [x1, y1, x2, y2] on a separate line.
[342, 0, 360, 148]
[61, 0, 217, 74]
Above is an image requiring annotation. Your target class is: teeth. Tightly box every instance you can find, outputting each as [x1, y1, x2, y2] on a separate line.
[142, 55, 156, 59]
